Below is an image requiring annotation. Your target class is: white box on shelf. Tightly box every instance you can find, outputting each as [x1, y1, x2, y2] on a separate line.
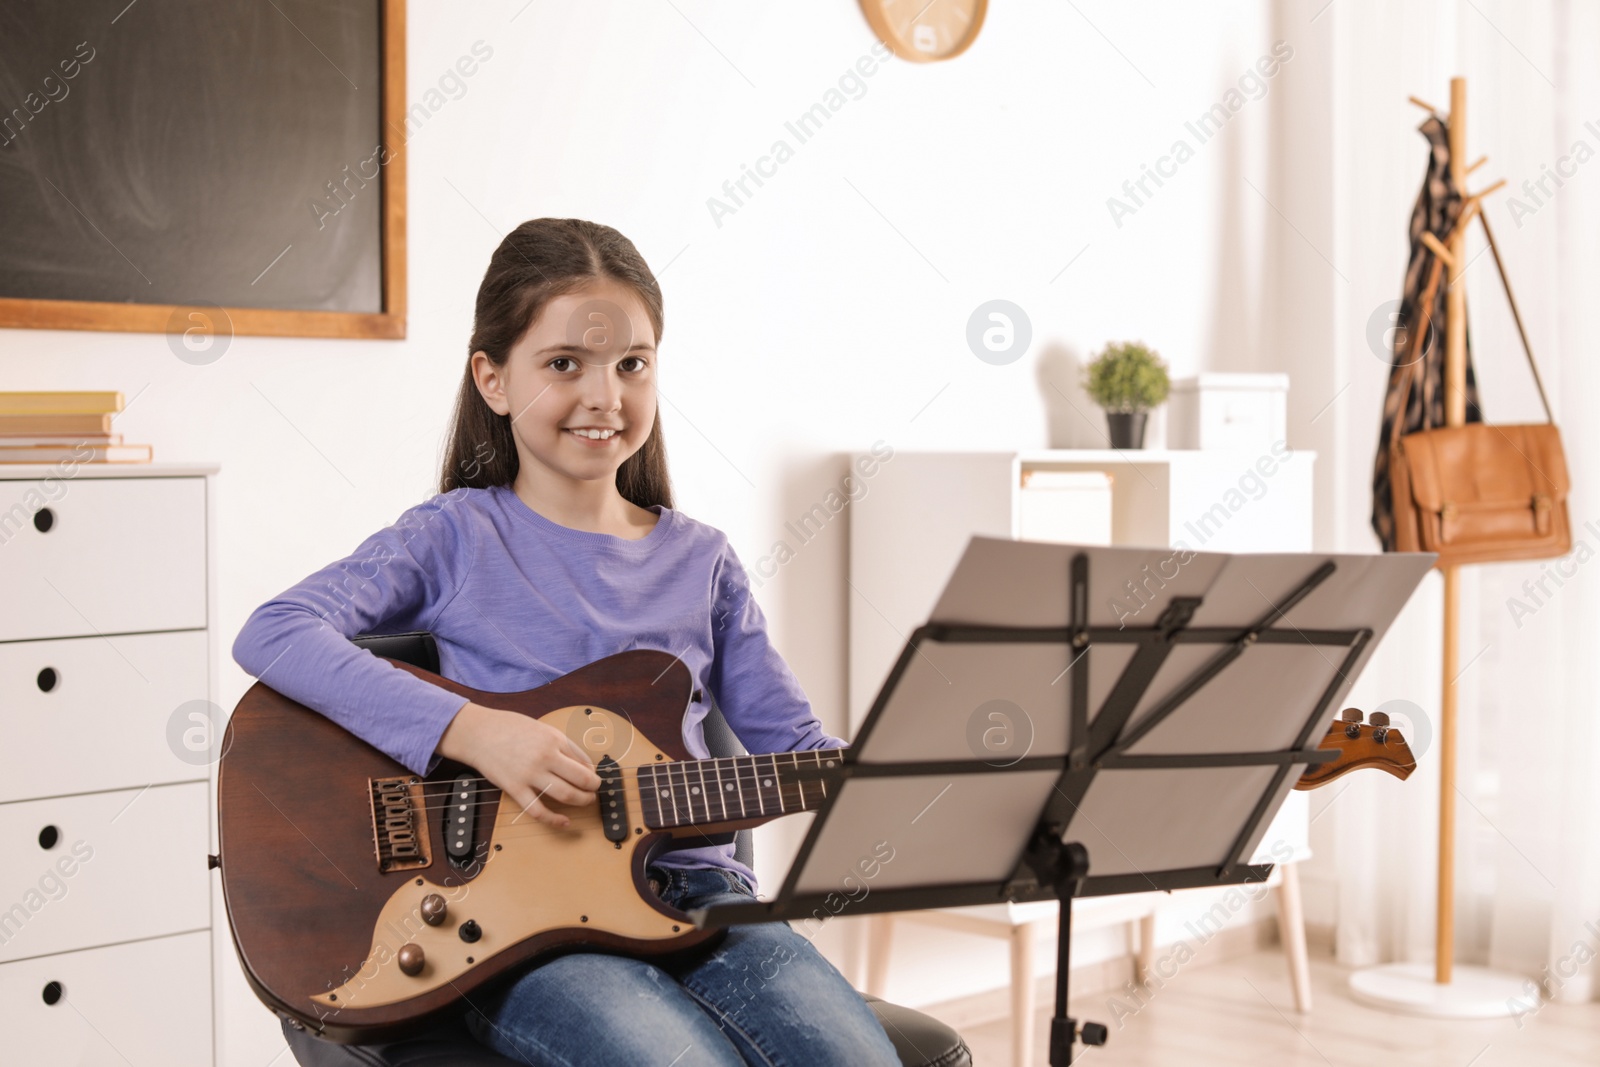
[1167, 372, 1288, 451]
[1017, 469, 1112, 544]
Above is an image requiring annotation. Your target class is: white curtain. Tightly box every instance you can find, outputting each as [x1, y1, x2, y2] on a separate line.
[1286, 0, 1600, 1002]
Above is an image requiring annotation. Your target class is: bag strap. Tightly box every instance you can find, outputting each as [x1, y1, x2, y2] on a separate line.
[1477, 212, 1555, 423]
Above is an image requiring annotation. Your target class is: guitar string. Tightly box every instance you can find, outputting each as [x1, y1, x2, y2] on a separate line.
[404, 750, 833, 792]
[400, 758, 832, 819]
[401, 752, 836, 814]
[429, 782, 828, 846]
[379, 783, 821, 850]
[406, 762, 827, 808]
[376, 756, 834, 846]
[376, 785, 832, 874]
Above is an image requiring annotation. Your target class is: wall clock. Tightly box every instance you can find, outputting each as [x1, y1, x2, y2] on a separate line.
[860, 0, 987, 62]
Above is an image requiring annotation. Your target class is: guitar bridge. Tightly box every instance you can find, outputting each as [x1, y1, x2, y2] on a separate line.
[370, 776, 432, 873]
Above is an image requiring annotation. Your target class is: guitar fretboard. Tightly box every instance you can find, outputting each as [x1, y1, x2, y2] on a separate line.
[637, 750, 842, 829]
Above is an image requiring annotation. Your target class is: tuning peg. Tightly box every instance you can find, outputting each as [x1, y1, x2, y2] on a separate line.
[1341, 708, 1363, 738]
[1369, 711, 1392, 743]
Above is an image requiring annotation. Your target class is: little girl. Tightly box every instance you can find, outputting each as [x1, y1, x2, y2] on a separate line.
[231, 218, 902, 1066]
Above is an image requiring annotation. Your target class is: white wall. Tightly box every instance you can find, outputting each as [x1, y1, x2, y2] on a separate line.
[0, 1, 1326, 1060]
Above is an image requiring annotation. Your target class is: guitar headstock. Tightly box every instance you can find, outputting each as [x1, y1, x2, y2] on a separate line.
[1294, 707, 1418, 791]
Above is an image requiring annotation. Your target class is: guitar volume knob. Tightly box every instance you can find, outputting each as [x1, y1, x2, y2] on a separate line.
[397, 943, 425, 977]
[420, 893, 447, 926]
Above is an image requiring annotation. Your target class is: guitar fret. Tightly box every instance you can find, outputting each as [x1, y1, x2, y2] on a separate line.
[653, 765, 671, 828]
[636, 765, 650, 826]
[733, 757, 747, 818]
[640, 765, 658, 827]
[667, 762, 681, 826]
[791, 752, 806, 810]
[714, 757, 729, 821]
[694, 759, 709, 823]
[771, 753, 785, 814]
[683, 760, 698, 825]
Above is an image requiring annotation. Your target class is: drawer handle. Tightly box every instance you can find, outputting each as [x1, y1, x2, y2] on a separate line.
[42, 981, 64, 1006]
[37, 667, 58, 693]
[39, 825, 60, 850]
[33, 507, 55, 533]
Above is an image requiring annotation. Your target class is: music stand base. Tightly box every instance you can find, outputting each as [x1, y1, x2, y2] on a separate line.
[1349, 962, 1528, 1018]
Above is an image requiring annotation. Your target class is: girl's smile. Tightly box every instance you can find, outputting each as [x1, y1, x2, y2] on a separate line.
[564, 425, 622, 446]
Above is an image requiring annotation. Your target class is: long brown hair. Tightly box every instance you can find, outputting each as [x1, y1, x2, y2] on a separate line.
[439, 218, 674, 510]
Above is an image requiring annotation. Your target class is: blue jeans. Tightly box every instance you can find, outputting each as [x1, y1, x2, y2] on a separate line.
[462, 864, 901, 1066]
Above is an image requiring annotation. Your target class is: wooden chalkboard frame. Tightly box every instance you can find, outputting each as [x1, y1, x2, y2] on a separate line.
[0, 0, 407, 341]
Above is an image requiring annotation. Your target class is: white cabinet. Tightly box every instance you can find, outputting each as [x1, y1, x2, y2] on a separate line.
[0, 463, 217, 1066]
[848, 448, 1316, 733]
[849, 449, 1320, 1030]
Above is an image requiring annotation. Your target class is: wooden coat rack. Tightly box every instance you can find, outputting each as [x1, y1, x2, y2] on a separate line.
[1406, 77, 1514, 995]
[1353, 77, 1536, 1020]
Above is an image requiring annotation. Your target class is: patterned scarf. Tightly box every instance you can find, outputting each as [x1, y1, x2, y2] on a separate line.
[1370, 115, 1485, 551]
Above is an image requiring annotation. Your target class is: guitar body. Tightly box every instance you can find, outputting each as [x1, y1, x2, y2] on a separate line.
[217, 648, 738, 1044]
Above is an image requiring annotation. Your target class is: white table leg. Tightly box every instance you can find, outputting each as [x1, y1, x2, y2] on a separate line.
[1011, 920, 1037, 1067]
[1276, 862, 1312, 1013]
[1136, 911, 1157, 987]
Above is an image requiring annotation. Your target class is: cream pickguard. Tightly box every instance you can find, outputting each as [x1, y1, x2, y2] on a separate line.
[317, 705, 692, 1010]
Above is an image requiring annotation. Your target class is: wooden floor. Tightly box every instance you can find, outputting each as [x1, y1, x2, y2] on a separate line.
[939, 948, 1599, 1066]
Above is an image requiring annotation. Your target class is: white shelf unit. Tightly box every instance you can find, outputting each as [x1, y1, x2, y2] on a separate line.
[847, 448, 1319, 1051]
[0, 462, 218, 1066]
[848, 448, 1315, 735]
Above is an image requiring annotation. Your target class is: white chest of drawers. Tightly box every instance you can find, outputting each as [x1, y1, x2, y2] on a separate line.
[0, 462, 217, 1066]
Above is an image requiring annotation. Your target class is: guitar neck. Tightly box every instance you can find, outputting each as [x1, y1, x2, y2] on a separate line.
[636, 749, 842, 831]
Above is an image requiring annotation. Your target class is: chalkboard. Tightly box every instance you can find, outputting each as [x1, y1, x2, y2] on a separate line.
[0, 0, 405, 339]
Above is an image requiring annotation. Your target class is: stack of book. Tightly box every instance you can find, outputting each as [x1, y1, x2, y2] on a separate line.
[0, 391, 152, 463]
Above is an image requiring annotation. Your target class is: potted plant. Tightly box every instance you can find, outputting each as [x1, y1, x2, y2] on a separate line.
[1083, 340, 1170, 449]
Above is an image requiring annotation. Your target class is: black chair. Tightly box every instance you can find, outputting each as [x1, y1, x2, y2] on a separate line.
[276, 632, 971, 1067]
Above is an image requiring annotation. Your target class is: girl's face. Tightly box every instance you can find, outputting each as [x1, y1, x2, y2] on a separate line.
[472, 277, 658, 489]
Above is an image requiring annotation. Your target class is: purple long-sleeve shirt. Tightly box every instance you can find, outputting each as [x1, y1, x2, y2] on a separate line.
[231, 483, 844, 890]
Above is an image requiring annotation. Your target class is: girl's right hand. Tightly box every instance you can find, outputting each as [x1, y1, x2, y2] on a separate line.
[437, 702, 604, 829]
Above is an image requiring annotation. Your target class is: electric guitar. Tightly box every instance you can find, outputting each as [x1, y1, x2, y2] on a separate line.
[215, 648, 841, 1044]
[215, 649, 1417, 1044]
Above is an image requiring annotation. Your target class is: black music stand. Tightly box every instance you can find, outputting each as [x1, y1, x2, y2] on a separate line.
[691, 538, 1435, 1066]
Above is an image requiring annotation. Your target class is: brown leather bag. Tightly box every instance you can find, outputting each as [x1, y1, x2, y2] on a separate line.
[1388, 213, 1571, 567]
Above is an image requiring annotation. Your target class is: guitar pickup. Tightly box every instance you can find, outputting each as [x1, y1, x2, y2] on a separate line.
[444, 772, 479, 866]
[597, 755, 627, 844]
